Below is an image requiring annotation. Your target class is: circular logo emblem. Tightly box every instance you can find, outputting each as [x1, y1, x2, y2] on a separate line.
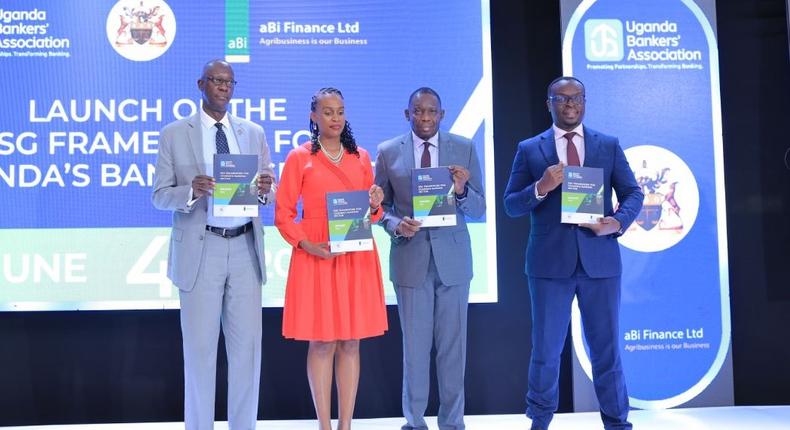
[618, 145, 699, 252]
[106, 0, 176, 61]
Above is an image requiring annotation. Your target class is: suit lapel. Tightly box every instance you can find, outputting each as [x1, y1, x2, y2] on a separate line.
[438, 132, 451, 167]
[401, 132, 416, 170]
[538, 128, 559, 166]
[582, 126, 600, 168]
[228, 115, 250, 154]
[187, 114, 205, 175]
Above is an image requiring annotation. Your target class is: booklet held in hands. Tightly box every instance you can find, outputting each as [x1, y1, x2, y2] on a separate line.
[326, 190, 374, 253]
[213, 154, 259, 217]
[561, 166, 604, 224]
[412, 167, 457, 227]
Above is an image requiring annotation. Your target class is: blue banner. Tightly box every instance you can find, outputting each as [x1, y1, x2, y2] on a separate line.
[561, 0, 732, 409]
[0, 0, 497, 309]
[1, 0, 489, 229]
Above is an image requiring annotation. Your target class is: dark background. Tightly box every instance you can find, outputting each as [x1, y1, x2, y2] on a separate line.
[1, 0, 788, 425]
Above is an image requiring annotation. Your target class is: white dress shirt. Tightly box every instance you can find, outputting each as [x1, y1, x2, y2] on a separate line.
[197, 109, 251, 228]
[535, 124, 585, 199]
[412, 131, 439, 168]
[552, 123, 585, 166]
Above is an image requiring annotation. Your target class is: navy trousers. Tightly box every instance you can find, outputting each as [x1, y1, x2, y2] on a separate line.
[526, 261, 631, 430]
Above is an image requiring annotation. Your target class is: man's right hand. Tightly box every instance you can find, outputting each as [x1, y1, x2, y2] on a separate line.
[396, 216, 422, 238]
[536, 162, 565, 195]
[192, 175, 215, 198]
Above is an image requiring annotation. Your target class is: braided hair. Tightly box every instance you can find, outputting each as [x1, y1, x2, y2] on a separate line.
[309, 87, 359, 157]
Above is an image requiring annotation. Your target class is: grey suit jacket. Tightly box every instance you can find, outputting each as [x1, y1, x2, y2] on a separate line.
[375, 131, 485, 287]
[152, 113, 275, 291]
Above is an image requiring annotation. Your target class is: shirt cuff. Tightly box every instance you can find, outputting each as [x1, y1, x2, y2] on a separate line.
[187, 188, 199, 207]
[534, 183, 547, 200]
[455, 185, 468, 201]
[393, 222, 403, 238]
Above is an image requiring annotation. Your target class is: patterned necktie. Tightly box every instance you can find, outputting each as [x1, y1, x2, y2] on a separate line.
[215, 123, 230, 154]
[564, 132, 580, 166]
[420, 141, 431, 168]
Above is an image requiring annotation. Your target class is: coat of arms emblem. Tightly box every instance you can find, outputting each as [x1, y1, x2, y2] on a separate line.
[617, 145, 699, 253]
[634, 160, 683, 232]
[114, 1, 169, 47]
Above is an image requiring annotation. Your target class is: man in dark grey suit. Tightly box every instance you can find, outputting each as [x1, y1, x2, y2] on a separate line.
[152, 59, 275, 430]
[375, 87, 486, 430]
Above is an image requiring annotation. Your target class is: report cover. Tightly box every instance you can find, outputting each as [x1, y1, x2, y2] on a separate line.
[561, 166, 604, 224]
[412, 167, 457, 227]
[213, 154, 259, 217]
[326, 190, 374, 253]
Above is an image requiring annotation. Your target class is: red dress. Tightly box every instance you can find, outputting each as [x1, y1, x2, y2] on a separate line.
[275, 143, 388, 341]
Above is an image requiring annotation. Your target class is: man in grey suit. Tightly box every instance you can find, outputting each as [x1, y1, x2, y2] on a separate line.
[375, 87, 486, 430]
[152, 59, 275, 430]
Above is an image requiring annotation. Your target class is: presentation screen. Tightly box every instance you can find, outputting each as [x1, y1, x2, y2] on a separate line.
[0, 0, 496, 310]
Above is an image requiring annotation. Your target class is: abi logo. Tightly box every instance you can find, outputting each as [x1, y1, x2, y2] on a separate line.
[584, 19, 623, 62]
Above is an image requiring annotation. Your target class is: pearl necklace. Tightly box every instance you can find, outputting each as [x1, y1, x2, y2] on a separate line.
[318, 139, 343, 164]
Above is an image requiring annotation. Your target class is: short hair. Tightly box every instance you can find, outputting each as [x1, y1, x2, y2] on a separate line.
[200, 59, 232, 79]
[547, 76, 585, 98]
[408, 87, 442, 108]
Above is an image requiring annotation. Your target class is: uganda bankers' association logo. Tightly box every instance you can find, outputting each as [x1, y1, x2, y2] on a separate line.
[584, 19, 623, 62]
[106, 0, 176, 61]
[617, 145, 699, 253]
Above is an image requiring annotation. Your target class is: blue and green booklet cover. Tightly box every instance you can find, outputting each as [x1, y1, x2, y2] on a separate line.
[326, 190, 373, 253]
[213, 154, 259, 217]
[561, 166, 604, 224]
[412, 167, 457, 227]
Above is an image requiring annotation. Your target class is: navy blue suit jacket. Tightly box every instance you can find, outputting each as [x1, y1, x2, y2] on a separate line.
[503, 127, 643, 279]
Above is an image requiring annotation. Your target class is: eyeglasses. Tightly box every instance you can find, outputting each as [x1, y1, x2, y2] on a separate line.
[205, 76, 237, 88]
[549, 94, 585, 105]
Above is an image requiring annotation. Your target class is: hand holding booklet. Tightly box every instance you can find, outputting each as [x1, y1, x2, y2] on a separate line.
[326, 190, 374, 253]
[561, 166, 604, 224]
[412, 167, 457, 227]
[213, 154, 259, 217]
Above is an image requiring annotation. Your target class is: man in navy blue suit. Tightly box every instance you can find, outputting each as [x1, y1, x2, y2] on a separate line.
[503, 77, 643, 430]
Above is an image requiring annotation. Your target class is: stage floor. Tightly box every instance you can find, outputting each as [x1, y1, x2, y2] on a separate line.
[4, 406, 789, 429]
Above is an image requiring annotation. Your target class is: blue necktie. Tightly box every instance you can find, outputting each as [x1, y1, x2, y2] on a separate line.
[215, 123, 229, 154]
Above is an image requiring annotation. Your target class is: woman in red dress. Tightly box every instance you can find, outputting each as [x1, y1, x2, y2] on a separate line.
[275, 87, 388, 430]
